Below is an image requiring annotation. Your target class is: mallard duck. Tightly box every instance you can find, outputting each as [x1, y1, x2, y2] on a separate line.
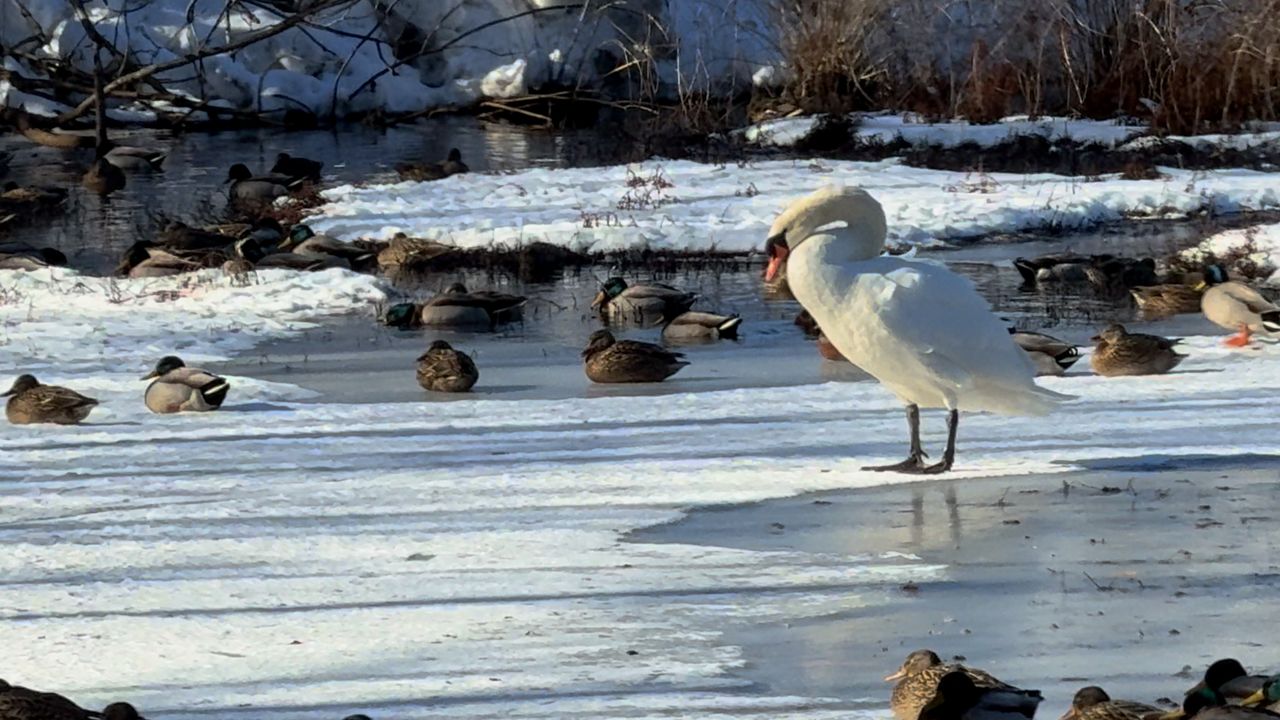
[661, 311, 742, 342]
[12, 110, 95, 149]
[0, 242, 67, 270]
[103, 143, 166, 172]
[376, 233, 456, 274]
[1166, 687, 1280, 720]
[1015, 254, 1156, 292]
[158, 221, 237, 253]
[225, 163, 300, 204]
[1200, 275, 1280, 347]
[1010, 328, 1080, 376]
[0, 183, 68, 216]
[1131, 265, 1226, 318]
[582, 330, 689, 383]
[82, 158, 126, 195]
[1061, 686, 1163, 720]
[1188, 660, 1272, 703]
[886, 649, 1042, 720]
[283, 224, 375, 269]
[0, 680, 146, 720]
[383, 284, 525, 329]
[234, 238, 343, 271]
[117, 242, 203, 278]
[395, 148, 469, 182]
[416, 340, 479, 392]
[427, 283, 525, 327]
[270, 152, 322, 183]
[1242, 677, 1280, 712]
[3, 374, 98, 425]
[918, 671, 1044, 720]
[141, 356, 230, 414]
[1090, 324, 1185, 376]
[591, 277, 696, 325]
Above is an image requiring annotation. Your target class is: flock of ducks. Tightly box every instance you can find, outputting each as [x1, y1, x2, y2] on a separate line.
[5, 250, 1278, 424]
[3, 653, 1276, 720]
[886, 650, 1280, 720]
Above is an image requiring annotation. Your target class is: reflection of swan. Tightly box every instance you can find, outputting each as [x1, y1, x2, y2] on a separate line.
[764, 186, 1070, 473]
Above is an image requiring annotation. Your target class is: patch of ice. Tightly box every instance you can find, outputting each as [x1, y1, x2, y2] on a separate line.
[1, 332, 1278, 717]
[307, 159, 1280, 253]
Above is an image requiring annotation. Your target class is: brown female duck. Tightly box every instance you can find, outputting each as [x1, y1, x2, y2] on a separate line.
[3, 375, 99, 425]
[581, 330, 688, 383]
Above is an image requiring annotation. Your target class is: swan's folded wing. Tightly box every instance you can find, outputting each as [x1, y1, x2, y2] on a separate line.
[844, 258, 1040, 391]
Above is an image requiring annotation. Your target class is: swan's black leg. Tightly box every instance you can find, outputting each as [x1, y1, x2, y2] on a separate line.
[865, 404, 928, 473]
[922, 409, 958, 474]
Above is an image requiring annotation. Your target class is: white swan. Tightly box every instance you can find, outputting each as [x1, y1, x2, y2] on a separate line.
[764, 186, 1070, 473]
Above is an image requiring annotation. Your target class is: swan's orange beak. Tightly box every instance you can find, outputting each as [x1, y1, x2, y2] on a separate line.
[764, 233, 789, 282]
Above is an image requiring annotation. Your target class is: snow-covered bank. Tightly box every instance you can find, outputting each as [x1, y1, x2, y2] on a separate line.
[307, 158, 1280, 253]
[2, 332, 1278, 718]
[740, 114, 1147, 149]
[0, 267, 387, 373]
[0, 0, 777, 120]
[1181, 223, 1280, 286]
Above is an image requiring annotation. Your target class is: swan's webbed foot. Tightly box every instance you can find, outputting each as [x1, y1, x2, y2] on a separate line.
[920, 457, 954, 474]
[864, 451, 929, 473]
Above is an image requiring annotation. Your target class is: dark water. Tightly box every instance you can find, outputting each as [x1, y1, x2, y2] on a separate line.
[0, 117, 615, 272]
[1, 116, 1210, 344]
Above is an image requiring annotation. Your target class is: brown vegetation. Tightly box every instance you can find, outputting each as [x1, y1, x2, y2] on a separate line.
[766, 0, 1280, 134]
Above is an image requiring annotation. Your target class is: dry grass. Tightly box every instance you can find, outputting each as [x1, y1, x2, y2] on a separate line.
[765, 0, 1280, 134]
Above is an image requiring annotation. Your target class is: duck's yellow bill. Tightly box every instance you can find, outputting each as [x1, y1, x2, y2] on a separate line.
[1158, 710, 1186, 720]
[1193, 281, 1208, 291]
[1240, 689, 1267, 707]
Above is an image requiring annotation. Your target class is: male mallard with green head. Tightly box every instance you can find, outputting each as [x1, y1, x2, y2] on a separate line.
[3, 375, 98, 425]
[886, 649, 1042, 720]
[591, 277, 696, 326]
[582, 330, 688, 383]
[1241, 676, 1280, 713]
[1187, 660, 1272, 704]
[141, 356, 230, 414]
[416, 340, 479, 393]
[1165, 686, 1280, 720]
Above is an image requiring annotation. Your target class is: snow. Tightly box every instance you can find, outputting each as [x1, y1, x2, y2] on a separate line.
[0, 0, 779, 119]
[740, 113, 1148, 148]
[3, 325, 1280, 718]
[0, 267, 388, 373]
[1181, 223, 1280, 286]
[307, 158, 1280, 253]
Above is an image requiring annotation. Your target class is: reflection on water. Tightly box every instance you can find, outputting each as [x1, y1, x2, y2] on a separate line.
[0, 117, 620, 273]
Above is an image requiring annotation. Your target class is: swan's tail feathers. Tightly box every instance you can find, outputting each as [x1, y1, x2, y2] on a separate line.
[974, 381, 1075, 416]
